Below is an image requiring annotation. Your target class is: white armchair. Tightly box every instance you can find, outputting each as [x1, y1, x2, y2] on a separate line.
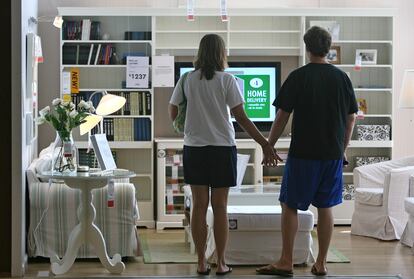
[401, 175, 414, 248]
[351, 157, 414, 240]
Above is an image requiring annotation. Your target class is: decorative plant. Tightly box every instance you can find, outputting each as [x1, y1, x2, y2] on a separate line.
[37, 98, 96, 173]
[37, 98, 95, 140]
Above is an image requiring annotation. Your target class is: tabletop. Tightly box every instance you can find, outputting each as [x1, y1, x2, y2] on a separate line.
[38, 170, 136, 181]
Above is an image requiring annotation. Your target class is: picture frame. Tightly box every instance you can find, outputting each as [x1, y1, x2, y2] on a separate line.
[327, 46, 341, 64]
[309, 20, 340, 41]
[356, 49, 377, 65]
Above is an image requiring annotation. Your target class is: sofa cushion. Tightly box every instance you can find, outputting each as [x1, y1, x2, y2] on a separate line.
[355, 187, 383, 206]
[405, 197, 414, 215]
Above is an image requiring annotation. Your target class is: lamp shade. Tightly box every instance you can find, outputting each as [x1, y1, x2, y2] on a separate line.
[96, 93, 126, 116]
[399, 69, 414, 108]
[80, 114, 103, 135]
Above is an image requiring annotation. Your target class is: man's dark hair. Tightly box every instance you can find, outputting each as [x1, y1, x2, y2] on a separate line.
[304, 26, 332, 57]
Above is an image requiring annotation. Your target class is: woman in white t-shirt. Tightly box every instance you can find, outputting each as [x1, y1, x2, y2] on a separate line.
[169, 34, 277, 276]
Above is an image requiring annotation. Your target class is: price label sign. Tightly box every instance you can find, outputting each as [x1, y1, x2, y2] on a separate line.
[126, 56, 149, 88]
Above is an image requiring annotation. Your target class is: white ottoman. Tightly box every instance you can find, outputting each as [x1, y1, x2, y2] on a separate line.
[183, 185, 281, 254]
[206, 205, 314, 265]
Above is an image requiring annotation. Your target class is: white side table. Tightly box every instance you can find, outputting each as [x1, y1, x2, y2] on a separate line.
[38, 170, 136, 275]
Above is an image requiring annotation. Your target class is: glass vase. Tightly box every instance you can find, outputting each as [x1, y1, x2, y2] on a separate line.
[52, 131, 78, 174]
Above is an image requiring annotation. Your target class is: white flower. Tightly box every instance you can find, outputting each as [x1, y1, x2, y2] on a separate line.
[39, 106, 50, 117]
[35, 116, 45, 125]
[78, 100, 87, 109]
[89, 106, 96, 113]
[69, 102, 76, 110]
[69, 110, 78, 118]
[52, 98, 61, 106]
[61, 100, 70, 107]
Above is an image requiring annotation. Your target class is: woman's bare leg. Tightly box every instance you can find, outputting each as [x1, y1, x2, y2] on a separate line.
[190, 185, 210, 272]
[211, 187, 230, 273]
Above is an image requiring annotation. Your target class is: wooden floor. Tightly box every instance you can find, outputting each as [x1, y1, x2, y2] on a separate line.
[25, 227, 414, 278]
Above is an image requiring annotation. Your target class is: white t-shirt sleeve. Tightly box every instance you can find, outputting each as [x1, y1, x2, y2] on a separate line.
[170, 76, 184, 106]
[226, 75, 245, 109]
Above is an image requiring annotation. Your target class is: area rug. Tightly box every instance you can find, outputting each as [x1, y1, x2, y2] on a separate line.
[140, 231, 350, 264]
[312, 230, 351, 263]
[140, 232, 197, 263]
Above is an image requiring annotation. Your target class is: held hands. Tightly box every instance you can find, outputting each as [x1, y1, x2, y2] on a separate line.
[261, 142, 283, 167]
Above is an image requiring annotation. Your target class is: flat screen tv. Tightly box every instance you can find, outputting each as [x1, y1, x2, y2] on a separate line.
[175, 61, 281, 131]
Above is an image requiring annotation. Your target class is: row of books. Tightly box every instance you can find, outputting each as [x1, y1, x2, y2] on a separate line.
[63, 44, 117, 65]
[71, 91, 151, 116]
[62, 20, 101, 40]
[92, 118, 151, 141]
[78, 149, 117, 168]
[112, 92, 151, 116]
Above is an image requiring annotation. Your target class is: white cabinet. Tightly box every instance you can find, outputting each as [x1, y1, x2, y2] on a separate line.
[155, 138, 260, 230]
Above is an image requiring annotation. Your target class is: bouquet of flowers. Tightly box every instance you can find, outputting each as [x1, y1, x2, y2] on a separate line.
[37, 98, 96, 172]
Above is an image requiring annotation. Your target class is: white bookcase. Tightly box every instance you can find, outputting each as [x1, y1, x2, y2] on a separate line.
[58, 7, 395, 227]
[58, 11, 155, 228]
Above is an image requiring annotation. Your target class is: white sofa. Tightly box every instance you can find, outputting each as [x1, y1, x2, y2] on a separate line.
[401, 175, 414, 248]
[27, 144, 141, 258]
[351, 157, 414, 240]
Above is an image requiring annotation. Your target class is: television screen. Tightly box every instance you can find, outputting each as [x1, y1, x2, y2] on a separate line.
[175, 62, 281, 128]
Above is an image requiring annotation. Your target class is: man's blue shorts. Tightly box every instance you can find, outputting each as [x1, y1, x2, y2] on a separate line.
[279, 156, 343, 211]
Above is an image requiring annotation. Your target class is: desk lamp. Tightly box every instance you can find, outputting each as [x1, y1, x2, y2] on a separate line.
[79, 90, 126, 135]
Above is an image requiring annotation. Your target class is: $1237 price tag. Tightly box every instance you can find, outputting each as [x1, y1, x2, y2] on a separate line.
[126, 56, 149, 88]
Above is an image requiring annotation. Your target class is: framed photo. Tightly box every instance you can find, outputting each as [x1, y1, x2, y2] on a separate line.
[327, 46, 341, 64]
[309, 20, 340, 41]
[356, 49, 377, 65]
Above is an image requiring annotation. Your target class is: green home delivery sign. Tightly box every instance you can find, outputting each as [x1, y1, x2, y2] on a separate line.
[236, 75, 270, 119]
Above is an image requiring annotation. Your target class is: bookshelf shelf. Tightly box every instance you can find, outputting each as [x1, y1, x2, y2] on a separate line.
[105, 115, 152, 119]
[62, 65, 127, 68]
[354, 88, 392, 92]
[79, 88, 153, 92]
[335, 64, 393, 69]
[156, 30, 227, 33]
[358, 114, 392, 118]
[230, 30, 301, 33]
[76, 141, 153, 149]
[333, 40, 393, 45]
[62, 40, 152, 44]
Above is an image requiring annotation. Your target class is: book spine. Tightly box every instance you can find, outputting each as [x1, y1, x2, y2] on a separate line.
[145, 92, 151, 115]
[109, 118, 114, 141]
[94, 44, 101, 65]
[134, 119, 138, 141]
[138, 92, 143, 115]
[87, 44, 94, 65]
[114, 119, 119, 141]
[124, 92, 130, 115]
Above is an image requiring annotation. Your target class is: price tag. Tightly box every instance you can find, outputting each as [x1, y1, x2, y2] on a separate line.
[126, 56, 149, 88]
[220, 0, 229, 21]
[354, 54, 362, 71]
[63, 142, 72, 157]
[187, 0, 195, 21]
[173, 154, 181, 165]
[107, 179, 115, 208]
